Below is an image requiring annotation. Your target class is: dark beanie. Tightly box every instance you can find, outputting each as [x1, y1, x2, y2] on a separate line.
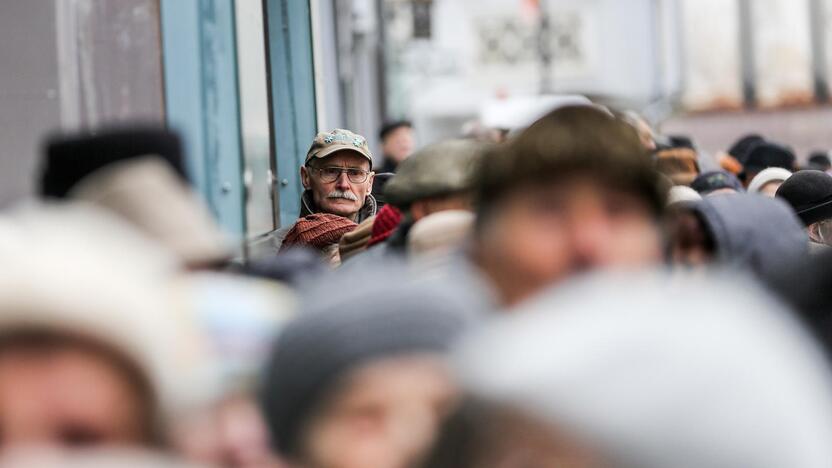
[41, 127, 187, 198]
[728, 134, 765, 164]
[776, 170, 832, 226]
[260, 276, 467, 457]
[742, 143, 795, 176]
[690, 171, 744, 195]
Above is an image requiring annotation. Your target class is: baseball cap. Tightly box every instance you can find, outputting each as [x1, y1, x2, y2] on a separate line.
[305, 129, 373, 166]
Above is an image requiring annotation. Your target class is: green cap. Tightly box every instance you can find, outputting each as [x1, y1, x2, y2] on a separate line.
[384, 139, 491, 208]
[305, 129, 373, 166]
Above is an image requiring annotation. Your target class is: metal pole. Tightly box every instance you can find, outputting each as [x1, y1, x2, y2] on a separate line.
[737, 0, 757, 107]
[809, 0, 829, 103]
[538, 0, 553, 95]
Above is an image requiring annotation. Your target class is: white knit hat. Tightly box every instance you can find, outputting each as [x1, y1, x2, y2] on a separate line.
[70, 157, 232, 268]
[455, 271, 832, 468]
[0, 202, 220, 425]
[747, 167, 793, 194]
[667, 185, 702, 206]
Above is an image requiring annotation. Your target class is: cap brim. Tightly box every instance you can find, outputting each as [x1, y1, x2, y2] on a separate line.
[307, 144, 373, 166]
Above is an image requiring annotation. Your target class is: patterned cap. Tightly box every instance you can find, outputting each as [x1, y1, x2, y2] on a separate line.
[305, 129, 373, 166]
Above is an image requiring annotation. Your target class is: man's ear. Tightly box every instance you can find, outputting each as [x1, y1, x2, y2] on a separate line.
[301, 165, 311, 190]
[809, 223, 822, 243]
[367, 172, 375, 194]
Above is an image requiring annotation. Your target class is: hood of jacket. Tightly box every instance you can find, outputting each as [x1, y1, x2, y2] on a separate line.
[692, 194, 807, 282]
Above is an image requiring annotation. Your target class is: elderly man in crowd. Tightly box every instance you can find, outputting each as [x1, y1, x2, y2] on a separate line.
[273, 129, 377, 253]
[299, 129, 377, 222]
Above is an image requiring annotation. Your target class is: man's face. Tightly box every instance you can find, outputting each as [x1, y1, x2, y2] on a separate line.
[475, 176, 661, 307]
[301, 152, 373, 221]
[381, 127, 415, 164]
[759, 180, 783, 198]
[667, 209, 715, 269]
[809, 219, 832, 245]
[0, 343, 149, 450]
[475, 409, 605, 468]
[299, 355, 456, 468]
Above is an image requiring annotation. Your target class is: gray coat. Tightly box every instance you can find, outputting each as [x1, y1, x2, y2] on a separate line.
[692, 194, 808, 283]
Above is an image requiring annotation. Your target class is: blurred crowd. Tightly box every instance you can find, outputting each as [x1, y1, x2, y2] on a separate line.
[3, 102, 832, 468]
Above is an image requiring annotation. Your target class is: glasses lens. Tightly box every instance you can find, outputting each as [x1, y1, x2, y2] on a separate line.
[319, 167, 341, 182]
[347, 169, 368, 183]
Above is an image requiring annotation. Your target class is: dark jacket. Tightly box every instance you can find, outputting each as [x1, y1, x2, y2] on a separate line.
[691, 194, 808, 284]
[379, 158, 398, 174]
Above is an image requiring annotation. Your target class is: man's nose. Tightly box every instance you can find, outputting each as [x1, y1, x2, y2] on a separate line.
[335, 171, 351, 190]
[568, 210, 611, 268]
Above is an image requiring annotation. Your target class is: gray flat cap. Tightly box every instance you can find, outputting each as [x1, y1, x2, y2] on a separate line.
[384, 139, 491, 208]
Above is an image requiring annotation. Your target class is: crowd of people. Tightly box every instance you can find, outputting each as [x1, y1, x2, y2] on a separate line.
[2, 102, 832, 468]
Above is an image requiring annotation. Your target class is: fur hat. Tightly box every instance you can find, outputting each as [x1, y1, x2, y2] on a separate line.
[41, 127, 187, 198]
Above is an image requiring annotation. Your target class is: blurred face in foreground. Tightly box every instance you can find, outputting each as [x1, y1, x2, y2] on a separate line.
[666, 209, 715, 269]
[759, 180, 783, 198]
[0, 333, 153, 450]
[421, 403, 605, 468]
[475, 176, 661, 307]
[296, 355, 456, 468]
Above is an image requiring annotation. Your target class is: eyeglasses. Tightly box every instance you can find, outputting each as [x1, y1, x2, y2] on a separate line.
[312, 166, 372, 183]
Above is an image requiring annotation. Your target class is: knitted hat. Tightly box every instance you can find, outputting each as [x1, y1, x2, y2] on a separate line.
[281, 214, 357, 252]
[690, 170, 744, 195]
[41, 127, 187, 198]
[776, 170, 832, 226]
[260, 272, 468, 457]
[748, 167, 793, 194]
[808, 152, 831, 171]
[742, 143, 796, 177]
[368, 204, 403, 247]
[728, 134, 765, 164]
[655, 148, 700, 186]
